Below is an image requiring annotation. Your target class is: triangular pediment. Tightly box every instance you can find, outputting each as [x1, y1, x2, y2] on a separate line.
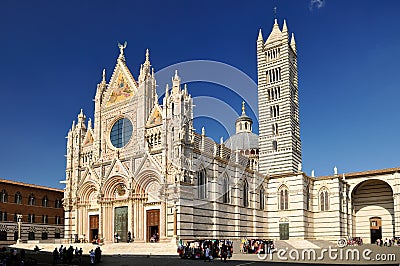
[104, 60, 138, 107]
[146, 103, 163, 127]
[104, 157, 131, 180]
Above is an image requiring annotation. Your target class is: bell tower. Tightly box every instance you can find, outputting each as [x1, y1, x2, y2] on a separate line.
[257, 19, 302, 175]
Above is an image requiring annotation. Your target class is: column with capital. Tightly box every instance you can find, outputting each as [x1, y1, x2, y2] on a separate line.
[160, 200, 166, 240]
[393, 193, 400, 236]
[98, 201, 103, 242]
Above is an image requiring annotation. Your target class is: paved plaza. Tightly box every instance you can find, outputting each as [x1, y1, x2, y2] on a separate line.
[6, 241, 400, 265]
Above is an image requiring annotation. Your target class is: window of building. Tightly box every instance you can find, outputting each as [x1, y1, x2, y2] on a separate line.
[55, 232, 61, 239]
[243, 180, 249, 207]
[55, 199, 62, 208]
[0, 212, 7, 221]
[222, 176, 230, 204]
[197, 169, 207, 199]
[0, 231, 7, 241]
[28, 232, 35, 240]
[259, 187, 265, 210]
[278, 186, 289, 210]
[14, 231, 18, 241]
[110, 118, 133, 148]
[272, 140, 278, 151]
[0, 190, 8, 203]
[42, 196, 48, 207]
[320, 188, 329, 211]
[14, 192, 22, 204]
[272, 123, 279, 135]
[42, 215, 48, 224]
[28, 194, 35, 206]
[41, 232, 48, 240]
[28, 214, 35, 223]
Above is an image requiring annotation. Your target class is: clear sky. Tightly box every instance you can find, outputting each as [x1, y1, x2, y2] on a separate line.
[1, 0, 400, 189]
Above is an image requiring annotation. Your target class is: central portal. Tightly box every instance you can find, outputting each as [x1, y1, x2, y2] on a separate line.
[114, 206, 128, 242]
[146, 209, 160, 242]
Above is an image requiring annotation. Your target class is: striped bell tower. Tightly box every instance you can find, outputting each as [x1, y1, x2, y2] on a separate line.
[257, 19, 302, 175]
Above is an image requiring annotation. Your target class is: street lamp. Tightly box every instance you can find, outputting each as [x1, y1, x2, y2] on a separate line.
[17, 214, 23, 244]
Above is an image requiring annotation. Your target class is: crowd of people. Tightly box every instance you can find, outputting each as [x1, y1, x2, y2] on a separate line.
[177, 239, 233, 261]
[346, 237, 363, 246]
[240, 239, 275, 254]
[376, 237, 400, 247]
[52, 245, 101, 265]
[0, 247, 37, 265]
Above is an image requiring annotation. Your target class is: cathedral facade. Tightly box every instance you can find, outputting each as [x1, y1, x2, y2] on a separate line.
[63, 19, 400, 244]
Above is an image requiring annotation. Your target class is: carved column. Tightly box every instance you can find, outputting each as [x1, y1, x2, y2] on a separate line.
[160, 200, 166, 239]
[393, 194, 400, 236]
[98, 202, 103, 241]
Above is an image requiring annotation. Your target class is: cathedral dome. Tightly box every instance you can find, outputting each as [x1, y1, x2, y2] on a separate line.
[224, 131, 259, 150]
[225, 101, 259, 150]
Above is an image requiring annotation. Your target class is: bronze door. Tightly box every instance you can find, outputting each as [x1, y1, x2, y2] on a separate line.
[114, 206, 128, 242]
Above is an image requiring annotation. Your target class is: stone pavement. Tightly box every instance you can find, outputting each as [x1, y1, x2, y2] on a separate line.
[7, 241, 400, 265]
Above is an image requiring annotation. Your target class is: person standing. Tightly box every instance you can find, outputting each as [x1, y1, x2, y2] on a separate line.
[127, 231, 132, 243]
[89, 249, 95, 264]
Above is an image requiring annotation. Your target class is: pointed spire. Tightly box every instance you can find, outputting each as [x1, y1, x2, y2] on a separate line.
[146, 48, 150, 62]
[72, 120, 76, 131]
[154, 91, 158, 105]
[266, 19, 282, 43]
[165, 84, 169, 98]
[184, 84, 188, 96]
[257, 29, 263, 41]
[173, 70, 180, 81]
[172, 70, 181, 92]
[201, 127, 205, 136]
[220, 137, 224, 145]
[88, 118, 92, 129]
[102, 69, 106, 83]
[290, 33, 297, 51]
[77, 109, 86, 129]
[242, 101, 246, 115]
[282, 19, 288, 32]
[143, 48, 151, 67]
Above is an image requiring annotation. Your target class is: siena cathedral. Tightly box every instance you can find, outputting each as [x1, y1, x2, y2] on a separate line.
[64, 19, 400, 245]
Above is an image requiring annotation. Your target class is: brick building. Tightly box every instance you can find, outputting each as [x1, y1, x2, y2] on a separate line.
[0, 179, 64, 244]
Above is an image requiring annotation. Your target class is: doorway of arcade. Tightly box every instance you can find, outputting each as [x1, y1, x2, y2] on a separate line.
[146, 209, 160, 242]
[370, 217, 382, 244]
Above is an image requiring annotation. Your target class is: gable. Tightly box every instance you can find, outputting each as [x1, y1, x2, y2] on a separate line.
[106, 72, 135, 106]
[146, 104, 163, 127]
[83, 129, 94, 146]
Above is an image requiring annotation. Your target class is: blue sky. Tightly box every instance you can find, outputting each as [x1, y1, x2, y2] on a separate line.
[1, 0, 400, 189]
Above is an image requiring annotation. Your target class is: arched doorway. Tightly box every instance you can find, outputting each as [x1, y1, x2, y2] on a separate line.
[279, 217, 289, 240]
[370, 217, 382, 244]
[352, 179, 394, 243]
